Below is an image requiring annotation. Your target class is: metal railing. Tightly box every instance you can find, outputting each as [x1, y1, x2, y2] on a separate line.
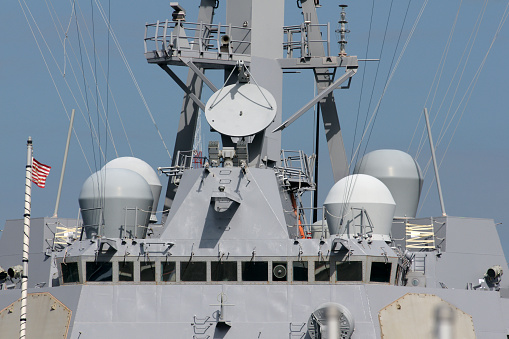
[158, 150, 206, 184]
[79, 206, 152, 240]
[144, 20, 251, 56]
[283, 22, 331, 58]
[275, 150, 315, 191]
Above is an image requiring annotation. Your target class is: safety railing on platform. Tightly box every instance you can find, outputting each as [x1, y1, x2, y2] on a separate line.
[158, 150, 206, 184]
[283, 22, 331, 58]
[275, 150, 315, 191]
[144, 20, 252, 56]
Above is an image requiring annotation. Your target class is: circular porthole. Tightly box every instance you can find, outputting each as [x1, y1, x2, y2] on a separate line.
[307, 302, 354, 339]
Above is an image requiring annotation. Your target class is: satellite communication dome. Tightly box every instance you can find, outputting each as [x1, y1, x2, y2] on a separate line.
[204, 83, 277, 137]
[353, 149, 423, 218]
[102, 157, 162, 222]
[323, 174, 396, 241]
[79, 168, 154, 239]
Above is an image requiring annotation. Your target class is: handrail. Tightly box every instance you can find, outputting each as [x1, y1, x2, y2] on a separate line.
[145, 20, 252, 55]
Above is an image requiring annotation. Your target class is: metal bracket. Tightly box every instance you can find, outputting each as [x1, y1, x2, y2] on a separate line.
[273, 68, 357, 132]
[159, 64, 206, 110]
[180, 57, 218, 92]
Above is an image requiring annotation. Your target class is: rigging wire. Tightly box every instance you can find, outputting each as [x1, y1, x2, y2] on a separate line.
[434, 0, 489, 150]
[362, 0, 412, 157]
[18, 0, 93, 174]
[75, 0, 100, 176]
[350, 0, 430, 167]
[341, 0, 393, 219]
[54, 0, 131, 157]
[411, 0, 464, 160]
[74, 0, 119, 158]
[340, 0, 423, 221]
[342, 0, 396, 219]
[94, 0, 173, 160]
[91, 0, 101, 172]
[417, 0, 509, 215]
[46, 0, 120, 162]
[350, 0, 375, 166]
[419, 0, 488, 182]
[414, 0, 487, 163]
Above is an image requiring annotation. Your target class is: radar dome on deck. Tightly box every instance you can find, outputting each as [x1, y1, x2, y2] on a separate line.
[324, 174, 395, 241]
[102, 157, 162, 222]
[353, 149, 423, 218]
[79, 168, 154, 239]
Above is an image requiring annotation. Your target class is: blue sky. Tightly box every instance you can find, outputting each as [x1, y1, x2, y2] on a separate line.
[1, 1, 508, 258]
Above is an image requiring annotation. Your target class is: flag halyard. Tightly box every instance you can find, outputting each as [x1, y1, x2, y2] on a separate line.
[32, 158, 51, 188]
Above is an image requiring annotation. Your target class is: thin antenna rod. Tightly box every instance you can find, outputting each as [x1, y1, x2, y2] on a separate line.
[423, 108, 446, 216]
[54, 109, 76, 218]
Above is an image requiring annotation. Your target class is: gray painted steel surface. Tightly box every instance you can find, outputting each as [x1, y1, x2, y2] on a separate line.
[1, 1, 508, 338]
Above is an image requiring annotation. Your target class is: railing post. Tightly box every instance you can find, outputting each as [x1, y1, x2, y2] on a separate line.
[135, 207, 138, 238]
[327, 22, 330, 56]
[124, 207, 127, 238]
[163, 19, 168, 51]
[199, 21, 203, 54]
[217, 22, 221, 52]
[144, 23, 148, 52]
[155, 20, 160, 53]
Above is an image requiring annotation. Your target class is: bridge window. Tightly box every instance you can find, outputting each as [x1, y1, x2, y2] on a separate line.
[293, 261, 308, 281]
[161, 262, 176, 282]
[140, 261, 156, 281]
[211, 261, 237, 281]
[119, 261, 134, 281]
[370, 262, 392, 283]
[61, 262, 79, 283]
[86, 262, 112, 282]
[241, 262, 268, 281]
[181, 261, 206, 281]
[314, 261, 330, 281]
[336, 261, 363, 282]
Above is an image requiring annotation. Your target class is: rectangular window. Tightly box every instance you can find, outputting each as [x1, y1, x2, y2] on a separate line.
[241, 262, 268, 281]
[86, 262, 112, 282]
[370, 262, 392, 283]
[140, 261, 155, 281]
[161, 262, 176, 282]
[272, 262, 288, 281]
[180, 261, 206, 281]
[211, 261, 237, 281]
[61, 262, 79, 283]
[119, 261, 134, 281]
[314, 261, 330, 281]
[336, 261, 363, 282]
[293, 261, 308, 281]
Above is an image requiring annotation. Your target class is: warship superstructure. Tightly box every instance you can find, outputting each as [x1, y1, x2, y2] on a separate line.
[1, 1, 508, 338]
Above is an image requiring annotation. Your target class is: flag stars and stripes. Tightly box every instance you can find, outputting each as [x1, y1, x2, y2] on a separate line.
[31, 158, 51, 188]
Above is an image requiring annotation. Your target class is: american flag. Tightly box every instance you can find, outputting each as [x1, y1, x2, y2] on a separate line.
[32, 158, 51, 188]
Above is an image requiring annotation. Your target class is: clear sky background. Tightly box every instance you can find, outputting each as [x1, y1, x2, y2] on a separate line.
[1, 1, 508, 258]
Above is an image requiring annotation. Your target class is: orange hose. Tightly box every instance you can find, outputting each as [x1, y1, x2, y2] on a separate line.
[290, 193, 305, 239]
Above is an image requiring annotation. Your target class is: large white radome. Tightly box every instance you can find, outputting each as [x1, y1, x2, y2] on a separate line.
[324, 174, 396, 241]
[102, 157, 162, 222]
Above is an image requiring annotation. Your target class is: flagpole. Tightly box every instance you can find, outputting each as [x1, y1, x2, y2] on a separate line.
[20, 137, 32, 339]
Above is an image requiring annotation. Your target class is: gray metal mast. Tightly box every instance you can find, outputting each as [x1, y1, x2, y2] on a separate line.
[162, 0, 216, 216]
[300, 0, 350, 182]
